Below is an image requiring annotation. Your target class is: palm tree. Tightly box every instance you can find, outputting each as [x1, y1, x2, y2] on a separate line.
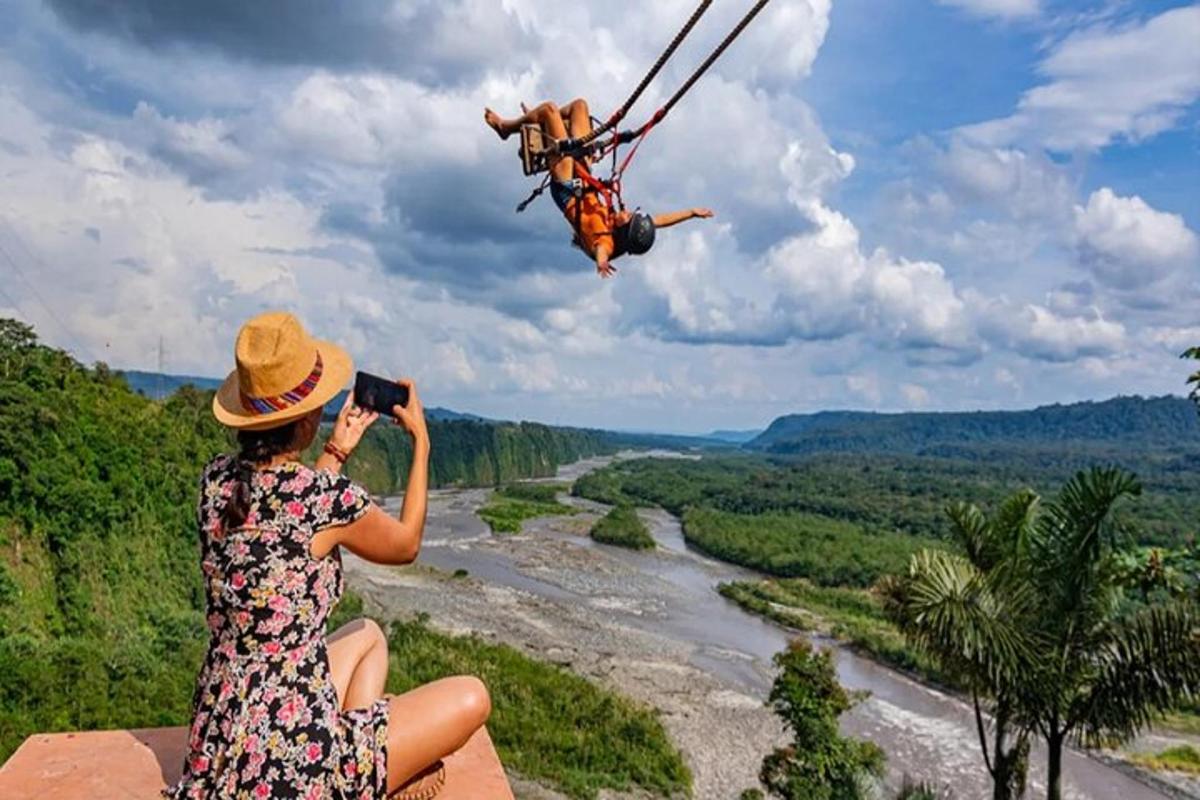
[880, 491, 1039, 800]
[884, 468, 1200, 800]
[1185, 346, 1200, 405]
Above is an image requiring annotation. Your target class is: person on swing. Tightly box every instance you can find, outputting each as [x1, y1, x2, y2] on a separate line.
[485, 98, 714, 278]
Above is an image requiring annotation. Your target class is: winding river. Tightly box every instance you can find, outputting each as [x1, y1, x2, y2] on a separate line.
[401, 453, 1169, 799]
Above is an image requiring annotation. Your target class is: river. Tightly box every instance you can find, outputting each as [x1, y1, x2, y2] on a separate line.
[387, 453, 1170, 799]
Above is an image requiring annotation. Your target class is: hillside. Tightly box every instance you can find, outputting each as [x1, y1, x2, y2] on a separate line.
[748, 396, 1200, 459]
[321, 420, 614, 495]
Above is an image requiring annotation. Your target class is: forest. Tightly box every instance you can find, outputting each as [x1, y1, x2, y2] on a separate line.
[749, 394, 1200, 455]
[574, 446, 1199, 548]
[0, 319, 623, 762]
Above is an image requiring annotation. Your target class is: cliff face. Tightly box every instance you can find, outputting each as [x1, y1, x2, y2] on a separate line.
[324, 419, 615, 496]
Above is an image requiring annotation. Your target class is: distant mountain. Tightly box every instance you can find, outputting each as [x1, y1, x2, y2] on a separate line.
[118, 370, 484, 423]
[706, 429, 763, 444]
[747, 396, 1200, 456]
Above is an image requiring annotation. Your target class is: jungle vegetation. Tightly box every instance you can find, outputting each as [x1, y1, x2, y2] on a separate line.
[758, 638, 884, 799]
[880, 468, 1200, 800]
[308, 421, 614, 495]
[477, 483, 577, 533]
[748, 395, 1200, 456]
[0, 318, 685, 795]
[590, 504, 655, 550]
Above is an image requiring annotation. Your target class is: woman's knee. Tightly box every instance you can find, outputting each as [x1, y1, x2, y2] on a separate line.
[342, 616, 387, 655]
[454, 676, 491, 727]
[361, 617, 386, 645]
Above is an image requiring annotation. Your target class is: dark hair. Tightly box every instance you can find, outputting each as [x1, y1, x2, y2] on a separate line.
[222, 421, 300, 530]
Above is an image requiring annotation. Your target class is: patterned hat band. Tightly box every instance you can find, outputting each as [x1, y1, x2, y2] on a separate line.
[239, 352, 325, 416]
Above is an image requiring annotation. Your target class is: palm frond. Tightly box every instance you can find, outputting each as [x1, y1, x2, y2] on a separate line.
[894, 549, 1034, 688]
[946, 501, 991, 567]
[1076, 602, 1200, 745]
[991, 489, 1040, 564]
[1184, 347, 1200, 403]
[1038, 467, 1141, 607]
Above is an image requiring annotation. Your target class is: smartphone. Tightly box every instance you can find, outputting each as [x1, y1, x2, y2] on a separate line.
[353, 371, 409, 416]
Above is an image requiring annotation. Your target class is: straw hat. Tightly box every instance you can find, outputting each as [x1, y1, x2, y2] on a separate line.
[213, 311, 353, 430]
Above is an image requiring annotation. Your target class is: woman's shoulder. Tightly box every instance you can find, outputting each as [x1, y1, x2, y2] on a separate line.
[201, 453, 237, 483]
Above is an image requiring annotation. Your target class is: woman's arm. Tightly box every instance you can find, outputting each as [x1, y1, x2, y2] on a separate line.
[317, 392, 379, 474]
[594, 243, 617, 278]
[652, 207, 714, 229]
[329, 433, 428, 565]
[312, 380, 431, 564]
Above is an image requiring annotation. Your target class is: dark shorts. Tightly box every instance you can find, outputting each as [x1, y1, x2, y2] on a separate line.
[550, 179, 576, 213]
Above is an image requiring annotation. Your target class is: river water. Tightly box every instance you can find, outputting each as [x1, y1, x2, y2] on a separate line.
[403, 454, 1167, 799]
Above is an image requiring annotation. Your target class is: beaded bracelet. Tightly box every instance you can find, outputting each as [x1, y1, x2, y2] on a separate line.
[322, 441, 349, 464]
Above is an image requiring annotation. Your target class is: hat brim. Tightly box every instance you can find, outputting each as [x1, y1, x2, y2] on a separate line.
[212, 340, 353, 431]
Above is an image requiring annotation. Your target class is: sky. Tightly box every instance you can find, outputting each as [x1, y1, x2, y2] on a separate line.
[0, 0, 1197, 433]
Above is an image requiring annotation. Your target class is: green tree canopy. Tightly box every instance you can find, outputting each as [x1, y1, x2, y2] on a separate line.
[884, 468, 1200, 800]
[759, 639, 884, 800]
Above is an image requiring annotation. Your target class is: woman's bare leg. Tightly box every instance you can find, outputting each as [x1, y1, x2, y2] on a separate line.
[326, 618, 389, 711]
[385, 676, 492, 791]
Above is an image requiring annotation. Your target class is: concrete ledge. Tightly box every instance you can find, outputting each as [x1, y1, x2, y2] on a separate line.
[0, 726, 512, 799]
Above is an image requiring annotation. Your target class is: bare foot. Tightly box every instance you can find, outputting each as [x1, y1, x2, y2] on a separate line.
[484, 108, 510, 140]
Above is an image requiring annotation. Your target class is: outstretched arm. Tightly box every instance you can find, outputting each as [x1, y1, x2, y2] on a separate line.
[652, 208, 714, 229]
[595, 244, 617, 279]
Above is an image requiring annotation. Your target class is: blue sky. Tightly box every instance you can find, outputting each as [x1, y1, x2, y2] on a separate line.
[0, 0, 1196, 432]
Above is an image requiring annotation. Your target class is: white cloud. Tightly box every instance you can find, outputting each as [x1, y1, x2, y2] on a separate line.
[936, 140, 1075, 223]
[427, 341, 478, 388]
[978, 298, 1126, 362]
[846, 372, 882, 405]
[961, 5, 1200, 151]
[2, 0, 1195, 432]
[1073, 188, 1199, 290]
[132, 102, 252, 179]
[937, 0, 1040, 21]
[901, 383, 931, 407]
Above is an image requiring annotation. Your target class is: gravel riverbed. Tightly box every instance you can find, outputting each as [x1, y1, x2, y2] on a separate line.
[343, 454, 1183, 799]
[344, 546, 786, 799]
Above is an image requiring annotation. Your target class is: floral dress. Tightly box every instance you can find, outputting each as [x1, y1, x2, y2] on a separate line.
[166, 455, 389, 800]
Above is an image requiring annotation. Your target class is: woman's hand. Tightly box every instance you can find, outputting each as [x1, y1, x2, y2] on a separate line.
[328, 391, 379, 455]
[392, 378, 429, 447]
[692, 208, 714, 219]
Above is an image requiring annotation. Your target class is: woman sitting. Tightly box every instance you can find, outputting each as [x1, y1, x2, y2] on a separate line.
[166, 311, 490, 799]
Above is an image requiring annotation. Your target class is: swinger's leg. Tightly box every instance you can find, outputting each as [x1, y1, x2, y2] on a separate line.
[560, 98, 594, 138]
[484, 101, 575, 183]
[484, 101, 571, 142]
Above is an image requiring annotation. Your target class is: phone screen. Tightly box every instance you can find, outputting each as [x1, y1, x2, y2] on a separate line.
[353, 372, 410, 415]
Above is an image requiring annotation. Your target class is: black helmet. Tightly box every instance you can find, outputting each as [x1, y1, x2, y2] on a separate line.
[616, 212, 656, 256]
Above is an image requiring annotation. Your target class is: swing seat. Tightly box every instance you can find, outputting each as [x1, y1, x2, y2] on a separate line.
[519, 124, 552, 176]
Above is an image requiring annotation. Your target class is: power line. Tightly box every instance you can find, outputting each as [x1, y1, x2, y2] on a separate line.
[0, 217, 99, 363]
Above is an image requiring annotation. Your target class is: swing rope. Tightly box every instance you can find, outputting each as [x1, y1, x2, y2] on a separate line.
[574, 0, 714, 150]
[517, 0, 775, 214]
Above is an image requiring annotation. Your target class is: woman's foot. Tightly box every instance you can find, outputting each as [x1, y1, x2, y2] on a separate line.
[389, 761, 445, 800]
[483, 108, 511, 140]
